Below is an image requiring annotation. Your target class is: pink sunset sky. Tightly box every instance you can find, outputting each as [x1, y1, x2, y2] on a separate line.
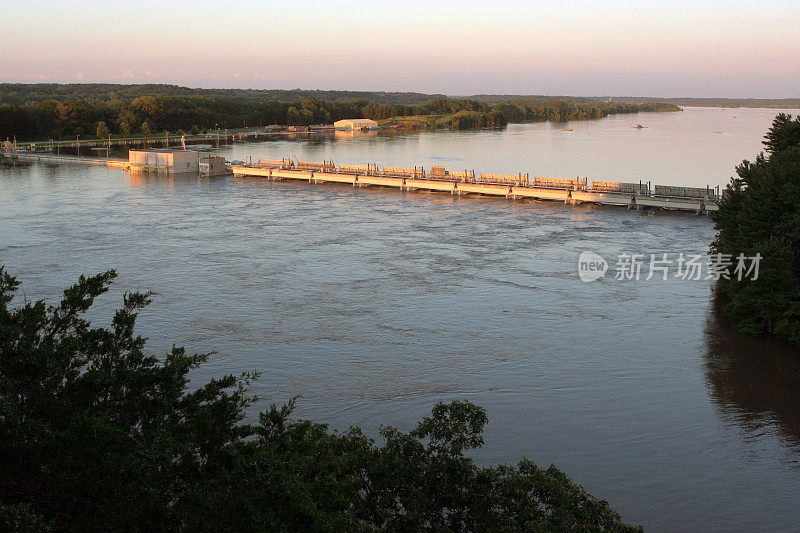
[2, 0, 798, 97]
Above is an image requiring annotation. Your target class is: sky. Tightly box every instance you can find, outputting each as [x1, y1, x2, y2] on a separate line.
[2, 0, 798, 98]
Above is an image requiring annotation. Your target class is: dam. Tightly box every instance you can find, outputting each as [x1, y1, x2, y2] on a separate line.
[2, 148, 719, 214]
[232, 158, 719, 214]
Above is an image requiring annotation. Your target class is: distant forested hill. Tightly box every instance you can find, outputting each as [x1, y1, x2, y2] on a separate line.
[0, 83, 679, 141]
[636, 97, 799, 108]
[463, 94, 608, 104]
[2, 84, 794, 109]
[466, 94, 800, 108]
[0, 84, 446, 106]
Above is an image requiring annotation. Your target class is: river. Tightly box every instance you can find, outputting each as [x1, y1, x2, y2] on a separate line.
[1, 107, 798, 531]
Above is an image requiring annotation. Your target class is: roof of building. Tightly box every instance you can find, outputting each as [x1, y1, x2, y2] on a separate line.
[129, 149, 199, 154]
[334, 118, 378, 125]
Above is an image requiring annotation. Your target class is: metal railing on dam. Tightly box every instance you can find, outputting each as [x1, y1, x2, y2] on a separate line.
[236, 158, 719, 214]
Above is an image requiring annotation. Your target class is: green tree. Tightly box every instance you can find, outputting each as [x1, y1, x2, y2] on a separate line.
[763, 112, 800, 154]
[141, 121, 152, 136]
[0, 502, 49, 532]
[117, 108, 135, 138]
[551, 100, 572, 122]
[131, 95, 160, 116]
[426, 115, 438, 131]
[711, 114, 800, 343]
[0, 267, 640, 531]
[286, 105, 302, 125]
[95, 121, 109, 139]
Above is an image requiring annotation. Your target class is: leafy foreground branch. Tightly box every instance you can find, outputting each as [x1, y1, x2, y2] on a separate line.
[0, 268, 639, 532]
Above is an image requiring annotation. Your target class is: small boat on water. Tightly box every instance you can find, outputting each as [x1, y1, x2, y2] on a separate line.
[634, 124, 647, 129]
[563, 128, 573, 131]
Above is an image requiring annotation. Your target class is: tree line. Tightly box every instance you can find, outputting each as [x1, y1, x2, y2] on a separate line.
[0, 83, 447, 106]
[0, 93, 679, 141]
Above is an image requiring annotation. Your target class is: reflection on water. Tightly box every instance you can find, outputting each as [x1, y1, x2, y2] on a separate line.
[705, 309, 800, 456]
[126, 171, 225, 188]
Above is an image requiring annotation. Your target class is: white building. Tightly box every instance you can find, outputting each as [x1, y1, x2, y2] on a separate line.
[128, 149, 199, 174]
[334, 118, 379, 131]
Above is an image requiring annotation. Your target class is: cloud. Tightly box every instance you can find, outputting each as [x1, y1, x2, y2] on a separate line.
[144, 71, 161, 78]
[120, 70, 135, 78]
[75, 72, 85, 80]
[252, 72, 267, 79]
[233, 72, 245, 78]
[39, 74, 52, 80]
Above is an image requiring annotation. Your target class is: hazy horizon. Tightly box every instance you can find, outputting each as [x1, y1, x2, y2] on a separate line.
[2, 0, 798, 99]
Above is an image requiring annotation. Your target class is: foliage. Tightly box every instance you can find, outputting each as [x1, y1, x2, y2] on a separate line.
[763, 113, 800, 154]
[95, 121, 109, 139]
[0, 501, 50, 532]
[422, 116, 435, 131]
[141, 120, 152, 136]
[1, 84, 679, 141]
[0, 267, 639, 531]
[711, 114, 800, 343]
[0, 83, 446, 106]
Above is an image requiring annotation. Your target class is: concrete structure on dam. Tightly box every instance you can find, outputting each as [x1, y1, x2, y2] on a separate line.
[129, 149, 199, 175]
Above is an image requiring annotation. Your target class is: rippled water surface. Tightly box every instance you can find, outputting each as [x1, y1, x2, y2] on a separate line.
[2, 107, 799, 531]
